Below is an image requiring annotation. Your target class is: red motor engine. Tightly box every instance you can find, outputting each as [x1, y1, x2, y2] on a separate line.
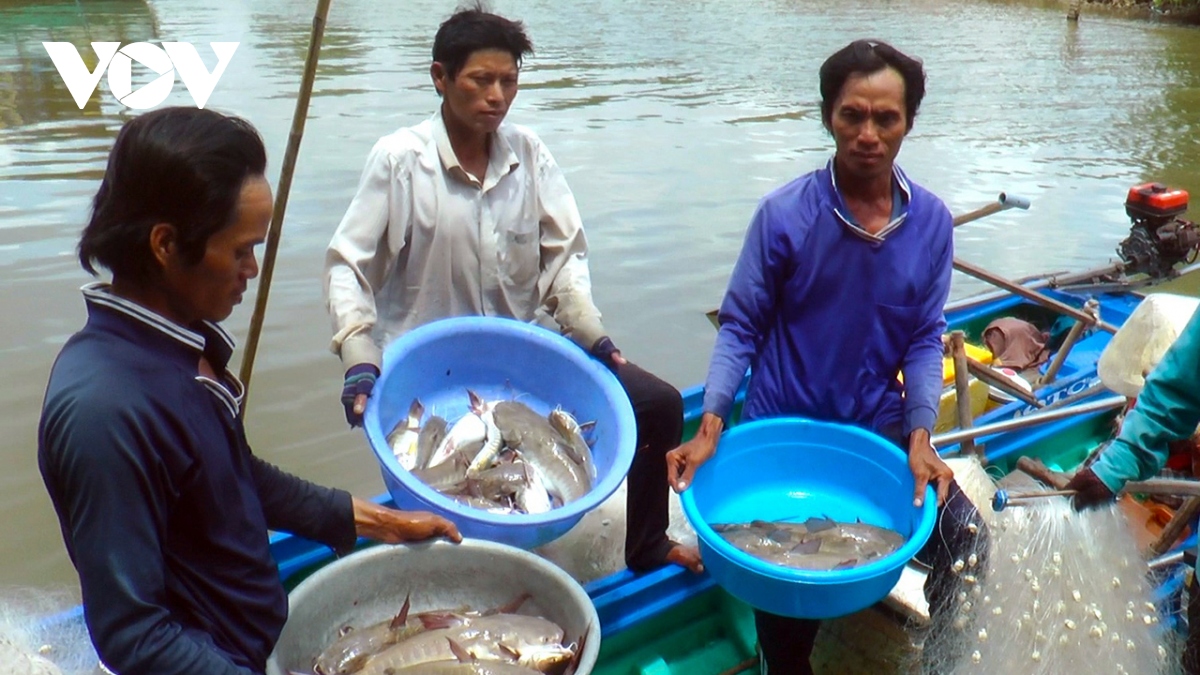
[1119, 182, 1200, 278]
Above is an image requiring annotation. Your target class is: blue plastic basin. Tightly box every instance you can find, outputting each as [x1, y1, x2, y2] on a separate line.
[680, 417, 937, 619]
[364, 316, 637, 550]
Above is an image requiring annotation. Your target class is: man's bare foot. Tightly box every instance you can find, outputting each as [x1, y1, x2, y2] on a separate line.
[666, 543, 704, 574]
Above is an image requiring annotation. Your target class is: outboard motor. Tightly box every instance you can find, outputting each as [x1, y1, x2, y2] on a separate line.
[1119, 182, 1200, 278]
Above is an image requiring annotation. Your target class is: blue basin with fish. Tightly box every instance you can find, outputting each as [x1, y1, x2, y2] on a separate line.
[364, 316, 637, 550]
[680, 417, 937, 619]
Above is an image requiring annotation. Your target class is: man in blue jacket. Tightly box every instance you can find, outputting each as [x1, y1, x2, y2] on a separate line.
[667, 39, 989, 674]
[1068, 308, 1200, 673]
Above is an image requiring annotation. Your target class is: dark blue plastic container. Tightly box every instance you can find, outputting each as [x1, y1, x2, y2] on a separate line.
[364, 316, 636, 550]
[681, 417, 937, 619]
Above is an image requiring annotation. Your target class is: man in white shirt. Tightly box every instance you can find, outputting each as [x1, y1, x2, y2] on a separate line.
[323, 6, 703, 575]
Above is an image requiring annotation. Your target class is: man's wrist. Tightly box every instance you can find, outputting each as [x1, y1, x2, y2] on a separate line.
[907, 427, 933, 452]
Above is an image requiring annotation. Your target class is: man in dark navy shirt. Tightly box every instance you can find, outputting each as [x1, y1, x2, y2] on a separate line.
[38, 107, 461, 675]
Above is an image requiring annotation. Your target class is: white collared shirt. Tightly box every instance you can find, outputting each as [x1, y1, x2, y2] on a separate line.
[323, 110, 606, 369]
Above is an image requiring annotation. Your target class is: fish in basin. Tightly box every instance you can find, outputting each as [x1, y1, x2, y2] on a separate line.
[711, 516, 906, 571]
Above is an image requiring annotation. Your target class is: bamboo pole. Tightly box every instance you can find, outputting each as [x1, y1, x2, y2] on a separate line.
[950, 331, 977, 456]
[238, 0, 334, 415]
[1037, 299, 1098, 386]
[1149, 496, 1200, 557]
[1067, 0, 1082, 21]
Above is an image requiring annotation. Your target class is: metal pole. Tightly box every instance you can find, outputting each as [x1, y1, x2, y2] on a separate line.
[935, 395, 1126, 451]
[953, 257, 1120, 334]
[1148, 549, 1186, 571]
[238, 0, 334, 415]
[949, 331, 977, 456]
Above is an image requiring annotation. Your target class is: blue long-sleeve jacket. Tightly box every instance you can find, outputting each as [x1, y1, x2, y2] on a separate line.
[38, 284, 357, 675]
[1091, 305, 1200, 491]
[703, 160, 953, 437]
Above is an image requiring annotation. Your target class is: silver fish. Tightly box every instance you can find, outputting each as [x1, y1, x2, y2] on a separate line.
[387, 400, 424, 471]
[451, 493, 516, 514]
[411, 443, 479, 491]
[548, 407, 596, 481]
[355, 614, 570, 675]
[312, 595, 472, 675]
[466, 408, 503, 476]
[514, 461, 553, 515]
[452, 461, 531, 501]
[415, 416, 448, 471]
[390, 662, 541, 674]
[492, 402, 590, 505]
[712, 517, 906, 571]
[428, 413, 486, 468]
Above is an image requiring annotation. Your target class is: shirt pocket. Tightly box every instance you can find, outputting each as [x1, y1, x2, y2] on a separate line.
[868, 302, 922, 381]
[496, 218, 539, 288]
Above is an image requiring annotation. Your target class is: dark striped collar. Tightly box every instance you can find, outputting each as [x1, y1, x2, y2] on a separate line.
[81, 282, 244, 417]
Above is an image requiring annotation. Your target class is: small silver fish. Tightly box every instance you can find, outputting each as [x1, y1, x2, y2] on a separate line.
[451, 461, 529, 501]
[387, 400, 424, 471]
[515, 462, 554, 515]
[428, 414, 486, 468]
[548, 407, 597, 481]
[412, 443, 478, 491]
[712, 517, 906, 571]
[466, 408, 503, 476]
[415, 416, 448, 471]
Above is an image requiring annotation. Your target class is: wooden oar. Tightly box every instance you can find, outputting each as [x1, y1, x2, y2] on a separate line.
[952, 192, 1030, 227]
[947, 192, 1119, 333]
[953, 257, 1119, 334]
[238, 0, 334, 415]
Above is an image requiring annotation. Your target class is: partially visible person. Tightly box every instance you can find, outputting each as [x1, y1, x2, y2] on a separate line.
[38, 106, 461, 675]
[323, 5, 701, 574]
[664, 39, 989, 674]
[1068, 307, 1200, 674]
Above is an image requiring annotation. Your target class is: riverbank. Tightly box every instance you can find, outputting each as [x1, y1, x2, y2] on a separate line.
[1082, 0, 1200, 23]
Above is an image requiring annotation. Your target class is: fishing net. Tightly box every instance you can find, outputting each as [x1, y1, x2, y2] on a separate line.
[0, 586, 104, 675]
[915, 481, 1183, 675]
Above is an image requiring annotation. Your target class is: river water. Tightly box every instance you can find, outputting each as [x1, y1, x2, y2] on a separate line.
[3, 0, 1200, 590]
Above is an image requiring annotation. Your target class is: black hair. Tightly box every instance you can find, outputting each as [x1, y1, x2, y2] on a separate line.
[819, 39, 926, 132]
[79, 106, 267, 283]
[432, 2, 533, 80]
